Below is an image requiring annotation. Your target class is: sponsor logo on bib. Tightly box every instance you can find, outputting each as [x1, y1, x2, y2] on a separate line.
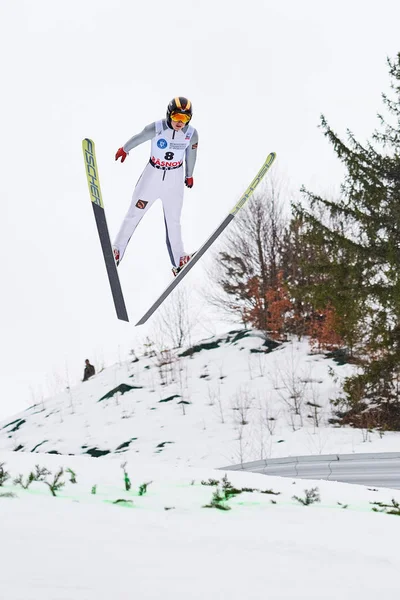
[169, 142, 187, 150]
[157, 139, 168, 149]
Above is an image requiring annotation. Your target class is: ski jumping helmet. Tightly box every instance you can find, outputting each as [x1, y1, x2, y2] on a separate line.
[166, 97, 193, 127]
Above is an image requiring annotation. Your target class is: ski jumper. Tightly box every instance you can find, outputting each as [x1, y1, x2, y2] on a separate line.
[114, 120, 198, 267]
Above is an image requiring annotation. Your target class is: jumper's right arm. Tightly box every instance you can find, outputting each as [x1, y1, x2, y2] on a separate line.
[123, 122, 156, 153]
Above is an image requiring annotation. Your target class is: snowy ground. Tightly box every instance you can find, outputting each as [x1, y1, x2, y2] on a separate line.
[2, 332, 400, 598]
[1, 451, 400, 600]
[1, 330, 399, 467]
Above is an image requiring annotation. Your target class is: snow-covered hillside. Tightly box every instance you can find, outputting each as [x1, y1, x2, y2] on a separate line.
[2, 329, 399, 467]
[2, 331, 400, 600]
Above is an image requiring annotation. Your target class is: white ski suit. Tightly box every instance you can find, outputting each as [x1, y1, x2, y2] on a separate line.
[114, 119, 198, 267]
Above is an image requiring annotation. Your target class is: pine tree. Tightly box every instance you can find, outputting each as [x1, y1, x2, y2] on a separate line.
[279, 215, 340, 341]
[295, 53, 400, 428]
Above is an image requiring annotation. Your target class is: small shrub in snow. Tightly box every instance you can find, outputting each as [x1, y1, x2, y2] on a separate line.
[91, 485, 97, 495]
[113, 499, 133, 505]
[371, 499, 400, 516]
[0, 463, 10, 486]
[66, 468, 77, 484]
[221, 474, 242, 500]
[201, 475, 263, 502]
[14, 472, 36, 490]
[261, 489, 281, 496]
[201, 478, 219, 486]
[14, 464, 52, 490]
[0, 491, 17, 498]
[204, 487, 231, 511]
[121, 462, 131, 491]
[138, 481, 152, 496]
[43, 468, 65, 497]
[203, 475, 254, 510]
[34, 465, 51, 481]
[292, 487, 321, 506]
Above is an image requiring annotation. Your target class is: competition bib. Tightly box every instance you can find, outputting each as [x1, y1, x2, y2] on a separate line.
[150, 120, 194, 169]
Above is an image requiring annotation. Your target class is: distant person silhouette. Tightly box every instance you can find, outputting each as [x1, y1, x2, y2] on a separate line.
[82, 359, 95, 382]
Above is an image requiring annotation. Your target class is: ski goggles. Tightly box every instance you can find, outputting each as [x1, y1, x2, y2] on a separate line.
[170, 112, 191, 124]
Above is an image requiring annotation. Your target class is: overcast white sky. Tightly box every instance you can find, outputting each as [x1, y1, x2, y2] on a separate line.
[1, 0, 399, 420]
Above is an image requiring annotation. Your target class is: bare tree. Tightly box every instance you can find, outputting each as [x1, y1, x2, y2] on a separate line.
[272, 346, 310, 431]
[153, 287, 198, 350]
[205, 177, 289, 327]
[231, 387, 253, 426]
[143, 330, 179, 388]
[257, 391, 279, 436]
[231, 389, 254, 467]
[155, 348, 178, 387]
[216, 380, 225, 424]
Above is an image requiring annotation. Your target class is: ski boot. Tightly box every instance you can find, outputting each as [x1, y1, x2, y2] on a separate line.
[172, 253, 195, 277]
[113, 247, 120, 266]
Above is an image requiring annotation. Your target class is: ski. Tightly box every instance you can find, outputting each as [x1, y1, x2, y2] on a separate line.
[82, 138, 129, 322]
[136, 152, 276, 326]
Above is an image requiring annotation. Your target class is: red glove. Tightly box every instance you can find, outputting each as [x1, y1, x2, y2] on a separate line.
[185, 177, 193, 188]
[115, 147, 127, 163]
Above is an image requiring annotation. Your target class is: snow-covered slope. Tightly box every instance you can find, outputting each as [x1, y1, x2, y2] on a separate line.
[1, 451, 400, 600]
[2, 333, 400, 599]
[1, 330, 399, 467]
